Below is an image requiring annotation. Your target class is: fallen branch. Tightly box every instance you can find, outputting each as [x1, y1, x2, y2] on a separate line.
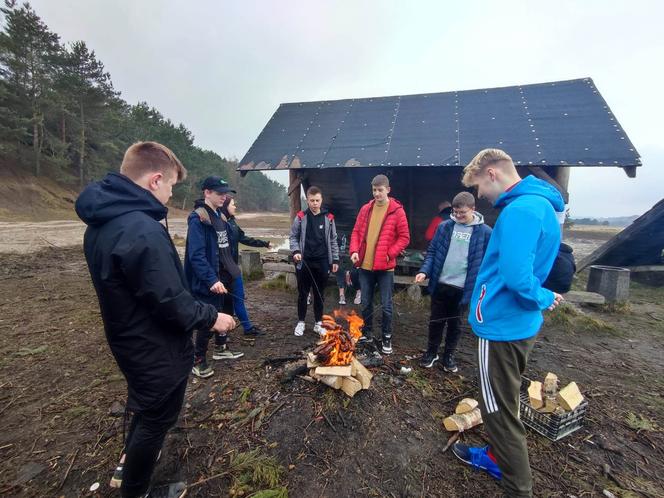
[58, 448, 79, 490]
[442, 432, 460, 453]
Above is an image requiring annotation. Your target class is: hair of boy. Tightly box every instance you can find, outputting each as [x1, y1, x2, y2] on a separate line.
[306, 186, 322, 197]
[371, 174, 390, 188]
[461, 148, 513, 187]
[452, 191, 475, 209]
[120, 141, 187, 182]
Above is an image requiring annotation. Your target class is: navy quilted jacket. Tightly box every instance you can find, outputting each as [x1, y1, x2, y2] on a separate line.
[419, 216, 492, 304]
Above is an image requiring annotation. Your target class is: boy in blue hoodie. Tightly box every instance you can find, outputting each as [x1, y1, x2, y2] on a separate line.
[451, 149, 564, 498]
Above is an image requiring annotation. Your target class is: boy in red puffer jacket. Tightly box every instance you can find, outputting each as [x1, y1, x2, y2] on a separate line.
[350, 174, 410, 354]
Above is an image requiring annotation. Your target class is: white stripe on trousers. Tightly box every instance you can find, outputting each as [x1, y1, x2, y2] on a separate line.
[478, 338, 498, 414]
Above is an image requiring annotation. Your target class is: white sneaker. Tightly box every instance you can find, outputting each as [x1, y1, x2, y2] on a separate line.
[294, 321, 305, 336]
[354, 292, 362, 305]
[339, 296, 346, 305]
[313, 321, 326, 336]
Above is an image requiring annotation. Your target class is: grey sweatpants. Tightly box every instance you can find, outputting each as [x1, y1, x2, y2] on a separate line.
[477, 335, 537, 498]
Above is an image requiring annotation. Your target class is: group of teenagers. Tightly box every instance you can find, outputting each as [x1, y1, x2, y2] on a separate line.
[76, 141, 573, 498]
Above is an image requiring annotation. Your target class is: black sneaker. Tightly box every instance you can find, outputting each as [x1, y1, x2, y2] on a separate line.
[442, 352, 458, 373]
[145, 481, 187, 498]
[212, 345, 244, 360]
[244, 326, 266, 337]
[381, 336, 393, 355]
[419, 351, 439, 368]
[192, 359, 214, 378]
[357, 335, 371, 344]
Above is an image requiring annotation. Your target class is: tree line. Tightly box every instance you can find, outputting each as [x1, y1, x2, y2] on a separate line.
[0, 2, 288, 211]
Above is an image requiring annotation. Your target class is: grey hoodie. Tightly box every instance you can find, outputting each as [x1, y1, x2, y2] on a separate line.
[439, 212, 485, 288]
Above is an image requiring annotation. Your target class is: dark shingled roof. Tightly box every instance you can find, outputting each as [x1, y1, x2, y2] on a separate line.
[239, 78, 641, 171]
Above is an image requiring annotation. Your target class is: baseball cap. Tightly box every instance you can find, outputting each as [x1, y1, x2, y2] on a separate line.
[201, 176, 236, 194]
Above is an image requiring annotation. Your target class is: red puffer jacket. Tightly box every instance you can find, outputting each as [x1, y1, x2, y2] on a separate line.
[349, 198, 410, 271]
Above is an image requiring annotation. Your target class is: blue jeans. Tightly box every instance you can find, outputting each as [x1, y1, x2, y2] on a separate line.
[231, 276, 253, 332]
[358, 269, 393, 340]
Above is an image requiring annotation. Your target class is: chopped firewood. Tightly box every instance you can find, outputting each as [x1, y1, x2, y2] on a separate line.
[543, 372, 559, 397]
[444, 407, 483, 432]
[540, 397, 558, 413]
[556, 382, 584, 411]
[319, 375, 343, 390]
[340, 376, 363, 397]
[315, 365, 352, 377]
[350, 358, 373, 389]
[528, 381, 544, 409]
[306, 352, 320, 369]
[455, 398, 478, 414]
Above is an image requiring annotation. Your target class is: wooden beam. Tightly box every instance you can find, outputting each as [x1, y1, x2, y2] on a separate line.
[527, 166, 569, 203]
[288, 169, 302, 221]
[622, 166, 637, 178]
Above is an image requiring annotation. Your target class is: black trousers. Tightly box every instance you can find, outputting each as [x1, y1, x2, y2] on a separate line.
[193, 292, 230, 360]
[296, 259, 329, 322]
[121, 378, 188, 497]
[427, 283, 463, 354]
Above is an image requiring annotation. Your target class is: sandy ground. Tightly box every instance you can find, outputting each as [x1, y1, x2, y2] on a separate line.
[0, 213, 291, 254]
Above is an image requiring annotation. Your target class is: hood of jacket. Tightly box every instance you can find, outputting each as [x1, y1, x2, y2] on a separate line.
[494, 175, 565, 213]
[450, 211, 485, 227]
[75, 172, 167, 227]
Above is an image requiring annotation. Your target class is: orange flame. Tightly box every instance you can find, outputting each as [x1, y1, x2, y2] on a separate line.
[315, 310, 364, 366]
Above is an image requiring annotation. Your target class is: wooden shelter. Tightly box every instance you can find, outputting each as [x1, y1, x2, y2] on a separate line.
[239, 78, 641, 249]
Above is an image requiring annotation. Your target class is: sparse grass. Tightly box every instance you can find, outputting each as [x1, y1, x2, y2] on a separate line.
[625, 412, 657, 432]
[545, 304, 616, 334]
[599, 301, 632, 314]
[245, 269, 265, 281]
[227, 449, 285, 496]
[406, 370, 435, 398]
[14, 345, 48, 356]
[261, 274, 292, 290]
[239, 387, 252, 404]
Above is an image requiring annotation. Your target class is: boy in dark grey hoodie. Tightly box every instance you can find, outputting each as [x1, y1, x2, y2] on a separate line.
[415, 192, 492, 371]
[289, 186, 339, 336]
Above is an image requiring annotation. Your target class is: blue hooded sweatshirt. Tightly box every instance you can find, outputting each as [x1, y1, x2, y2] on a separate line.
[468, 175, 565, 341]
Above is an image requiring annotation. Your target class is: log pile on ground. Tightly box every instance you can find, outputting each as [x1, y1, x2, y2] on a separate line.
[528, 372, 585, 414]
[302, 311, 373, 398]
[443, 398, 483, 432]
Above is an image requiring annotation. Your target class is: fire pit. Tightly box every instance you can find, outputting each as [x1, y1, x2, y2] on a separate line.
[305, 311, 373, 397]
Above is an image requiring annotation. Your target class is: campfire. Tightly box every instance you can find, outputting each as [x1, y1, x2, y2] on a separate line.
[305, 310, 373, 397]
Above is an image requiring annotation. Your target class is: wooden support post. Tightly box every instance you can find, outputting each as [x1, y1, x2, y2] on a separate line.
[288, 169, 302, 222]
[527, 166, 569, 203]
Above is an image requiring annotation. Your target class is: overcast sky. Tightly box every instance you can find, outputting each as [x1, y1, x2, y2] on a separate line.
[30, 0, 663, 217]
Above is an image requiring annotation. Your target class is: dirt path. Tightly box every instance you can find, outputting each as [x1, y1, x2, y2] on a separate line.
[0, 246, 662, 497]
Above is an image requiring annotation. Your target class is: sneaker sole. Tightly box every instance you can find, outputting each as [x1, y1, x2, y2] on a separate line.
[443, 365, 459, 373]
[192, 369, 214, 378]
[421, 356, 439, 368]
[381, 348, 393, 355]
[213, 353, 245, 360]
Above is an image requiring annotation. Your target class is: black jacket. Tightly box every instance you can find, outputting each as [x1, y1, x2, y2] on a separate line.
[543, 243, 576, 294]
[225, 216, 269, 263]
[75, 172, 217, 411]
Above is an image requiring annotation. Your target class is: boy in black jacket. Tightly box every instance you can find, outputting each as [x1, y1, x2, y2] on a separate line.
[76, 142, 235, 498]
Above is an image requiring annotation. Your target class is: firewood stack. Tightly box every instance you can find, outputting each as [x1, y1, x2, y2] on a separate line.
[528, 372, 584, 414]
[304, 312, 373, 397]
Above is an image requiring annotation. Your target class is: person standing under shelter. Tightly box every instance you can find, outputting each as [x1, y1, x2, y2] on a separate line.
[349, 174, 410, 355]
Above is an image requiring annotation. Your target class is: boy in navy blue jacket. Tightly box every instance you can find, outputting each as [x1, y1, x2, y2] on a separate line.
[184, 176, 245, 378]
[415, 192, 491, 371]
[452, 149, 564, 498]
